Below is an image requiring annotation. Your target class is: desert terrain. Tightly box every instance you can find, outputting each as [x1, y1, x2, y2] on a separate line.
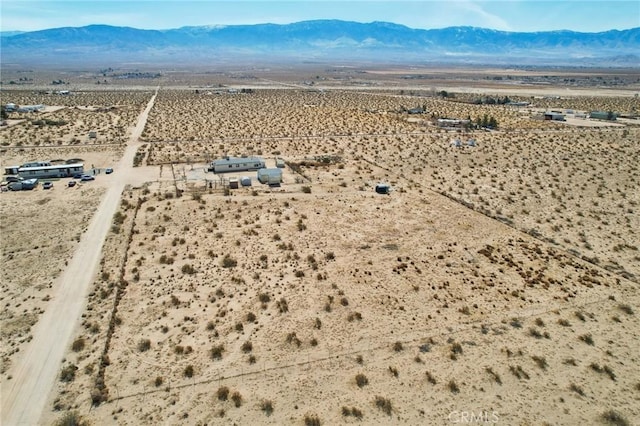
[1, 65, 639, 425]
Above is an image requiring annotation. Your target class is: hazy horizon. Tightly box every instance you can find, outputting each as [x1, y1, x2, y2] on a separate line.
[2, 0, 639, 33]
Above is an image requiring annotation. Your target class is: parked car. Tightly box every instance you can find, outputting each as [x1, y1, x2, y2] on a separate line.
[43, 182, 53, 189]
[105, 168, 113, 174]
[73, 173, 83, 179]
[68, 180, 76, 187]
[80, 174, 95, 181]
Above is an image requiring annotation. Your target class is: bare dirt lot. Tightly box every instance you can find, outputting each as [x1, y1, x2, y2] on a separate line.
[1, 65, 639, 426]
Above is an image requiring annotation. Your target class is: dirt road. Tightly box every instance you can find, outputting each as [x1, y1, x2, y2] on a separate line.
[0, 89, 158, 426]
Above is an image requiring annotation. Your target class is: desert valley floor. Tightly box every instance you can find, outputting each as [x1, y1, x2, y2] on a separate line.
[1, 65, 639, 425]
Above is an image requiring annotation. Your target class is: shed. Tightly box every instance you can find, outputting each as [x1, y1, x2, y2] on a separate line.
[275, 158, 286, 168]
[544, 112, 565, 121]
[375, 183, 391, 194]
[240, 176, 252, 186]
[589, 111, 617, 121]
[257, 168, 283, 185]
[229, 178, 239, 189]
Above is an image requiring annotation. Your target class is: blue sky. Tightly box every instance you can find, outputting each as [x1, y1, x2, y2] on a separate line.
[1, 1, 638, 33]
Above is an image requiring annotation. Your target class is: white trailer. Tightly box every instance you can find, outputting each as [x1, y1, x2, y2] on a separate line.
[18, 163, 84, 179]
[211, 156, 265, 173]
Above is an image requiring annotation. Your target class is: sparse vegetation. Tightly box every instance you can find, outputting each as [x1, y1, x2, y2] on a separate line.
[374, 396, 393, 416]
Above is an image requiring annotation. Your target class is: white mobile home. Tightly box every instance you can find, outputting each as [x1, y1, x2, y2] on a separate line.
[18, 163, 84, 179]
[211, 156, 265, 173]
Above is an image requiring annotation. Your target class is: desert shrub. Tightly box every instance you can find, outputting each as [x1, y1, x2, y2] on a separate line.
[579, 333, 594, 345]
[303, 413, 321, 426]
[485, 367, 502, 384]
[342, 406, 363, 418]
[532, 355, 548, 370]
[451, 342, 463, 355]
[601, 410, 629, 426]
[558, 318, 571, 327]
[184, 365, 194, 378]
[528, 328, 544, 339]
[277, 297, 289, 313]
[448, 380, 460, 393]
[388, 366, 399, 377]
[221, 254, 237, 268]
[261, 399, 274, 416]
[301, 186, 312, 194]
[138, 338, 151, 352]
[618, 304, 634, 315]
[154, 376, 163, 387]
[426, 371, 437, 385]
[181, 264, 196, 274]
[241, 341, 253, 353]
[71, 337, 85, 352]
[355, 373, 369, 388]
[54, 411, 89, 426]
[231, 391, 243, 407]
[393, 341, 403, 352]
[217, 386, 229, 401]
[570, 383, 586, 397]
[59, 364, 77, 382]
[211, 344, 225, 360]
[247, 312, 257, 322]
[374, 396, 393, 415]
[286, 332, 301, 347]
[258, 293, 271, 303]
[509, 365, 530, 380]
[314, 317, 322, 329]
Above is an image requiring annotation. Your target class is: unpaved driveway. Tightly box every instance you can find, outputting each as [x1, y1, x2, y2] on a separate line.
[0, 88, 158, 426]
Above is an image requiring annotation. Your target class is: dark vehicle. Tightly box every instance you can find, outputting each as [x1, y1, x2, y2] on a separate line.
[375, 183, 391, 194]
[68, 180, 76, 187]
[73, 173, 83, 179]
[43, 182, 53, 189]
[105, 168, 113, 174]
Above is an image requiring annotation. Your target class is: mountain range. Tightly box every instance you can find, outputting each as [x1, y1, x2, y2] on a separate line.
[1, 20, 638, 67]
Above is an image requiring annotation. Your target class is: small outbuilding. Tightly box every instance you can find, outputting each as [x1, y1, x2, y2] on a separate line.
[275, 158, 286, 168]
[240, 176, 252, 187]
[257, 168, 283, 185]
[544, 112, 565, 121]
[228, 178, 239, 189]
[375, 183, 391, 194]
[589, 111, 617, 121]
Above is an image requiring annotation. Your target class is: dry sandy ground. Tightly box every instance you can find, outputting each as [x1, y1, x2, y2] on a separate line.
[0, 69, 638, 425]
